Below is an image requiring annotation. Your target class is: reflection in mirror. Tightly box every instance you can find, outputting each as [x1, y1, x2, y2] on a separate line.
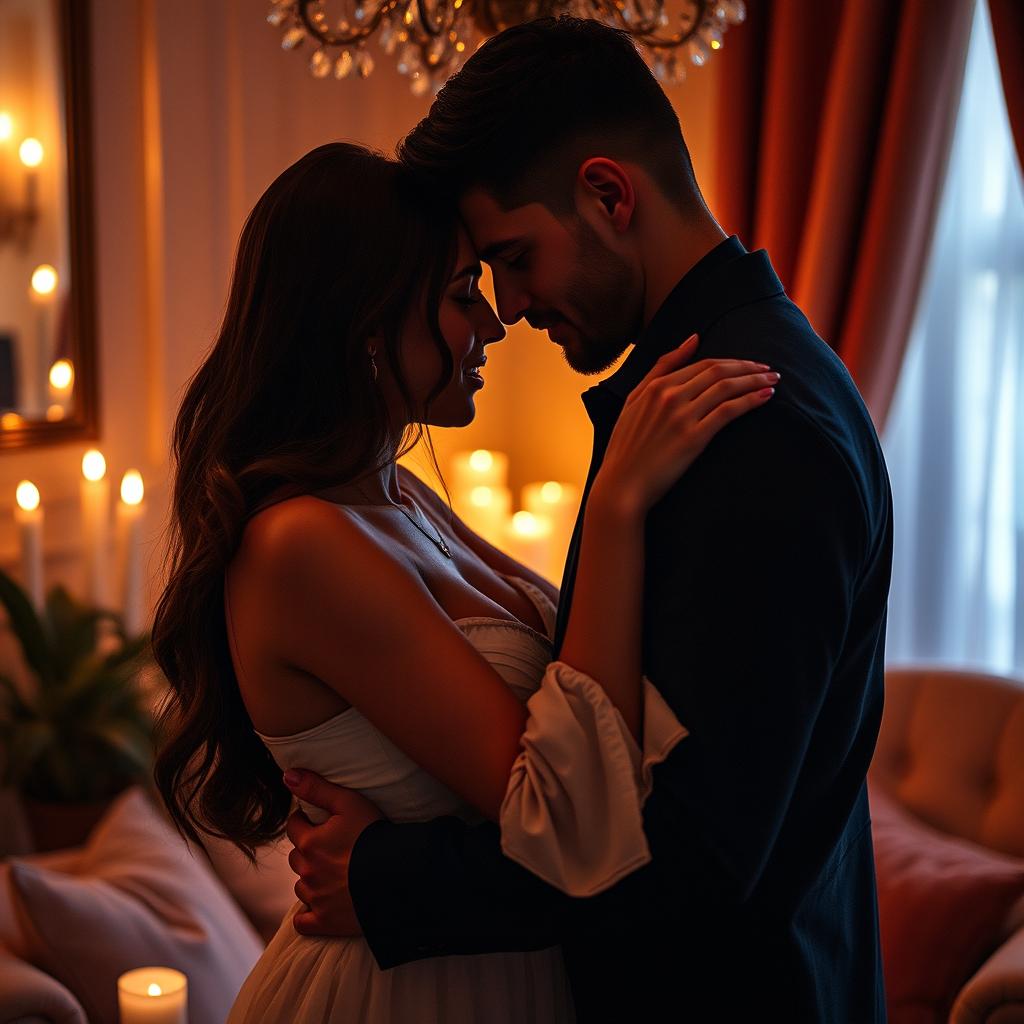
[0, 0, 96, 448]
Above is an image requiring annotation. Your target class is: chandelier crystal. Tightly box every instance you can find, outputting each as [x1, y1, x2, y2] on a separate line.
[268, 0, 745, 95]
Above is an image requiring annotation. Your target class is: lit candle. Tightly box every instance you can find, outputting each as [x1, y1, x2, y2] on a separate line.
[522, 480, 581, 580]
[30, 265, 58, 414]
[117, 966, 188, 1024]
[457, 483, 512, 547]
[502, 511, 554, 581]
[18, 136, 42, 212]
[14, 481, 43, 610]
[117, 470, 146, 635]
[451, 449, 509, 493]
[80, 449, 110, 607]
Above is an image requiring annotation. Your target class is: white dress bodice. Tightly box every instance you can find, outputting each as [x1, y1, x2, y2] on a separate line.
[254, 576, 558, 827]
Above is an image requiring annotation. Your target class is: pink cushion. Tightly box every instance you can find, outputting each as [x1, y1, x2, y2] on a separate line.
[870, 785, 1024, 1024]
[7, 787, 263, 1024]
[0, 949, 86, 1023]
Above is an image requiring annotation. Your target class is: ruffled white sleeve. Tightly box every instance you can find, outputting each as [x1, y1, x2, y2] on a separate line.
[499, 661, 688, 897]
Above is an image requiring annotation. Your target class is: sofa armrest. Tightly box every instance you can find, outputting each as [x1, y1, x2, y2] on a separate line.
[952, 925, 1024, 1024]
[0, 951, 86, 1023]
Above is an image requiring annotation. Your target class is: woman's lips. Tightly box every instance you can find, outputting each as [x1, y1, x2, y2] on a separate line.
[464, 367, 485, 388]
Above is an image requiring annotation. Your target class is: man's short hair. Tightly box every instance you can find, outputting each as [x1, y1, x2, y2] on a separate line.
[398, 16, 702, 215]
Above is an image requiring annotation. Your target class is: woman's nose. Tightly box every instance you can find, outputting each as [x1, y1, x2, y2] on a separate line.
[482, 305, 507, 346]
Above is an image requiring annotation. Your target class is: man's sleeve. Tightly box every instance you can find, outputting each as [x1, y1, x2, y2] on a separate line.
[350, 402, 871, 967]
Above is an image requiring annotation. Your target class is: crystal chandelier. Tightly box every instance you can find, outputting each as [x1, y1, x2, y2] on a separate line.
[268, 0, 746, 95]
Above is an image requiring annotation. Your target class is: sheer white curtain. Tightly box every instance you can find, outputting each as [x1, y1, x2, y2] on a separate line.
[883, 0, 1024, 678]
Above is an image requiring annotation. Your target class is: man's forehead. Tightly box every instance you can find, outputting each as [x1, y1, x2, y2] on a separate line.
[459, 189, 548, 255]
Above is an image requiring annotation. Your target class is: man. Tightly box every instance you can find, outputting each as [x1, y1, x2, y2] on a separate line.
[284, 17, 892, 1021]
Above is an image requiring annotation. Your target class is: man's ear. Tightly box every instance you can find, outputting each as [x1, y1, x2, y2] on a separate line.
[576, 158, 636, 234]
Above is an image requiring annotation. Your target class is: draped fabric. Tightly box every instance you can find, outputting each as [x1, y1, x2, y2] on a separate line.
[882, 0, 1024, 678]
[713, 0, 974, 428]
[989, 0, 1024, 174]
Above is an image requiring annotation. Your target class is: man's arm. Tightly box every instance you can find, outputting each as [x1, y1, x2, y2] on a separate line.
[348, 403, 873, 967]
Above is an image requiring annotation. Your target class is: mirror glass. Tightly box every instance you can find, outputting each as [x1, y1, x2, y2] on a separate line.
[0, 0, 96, 447]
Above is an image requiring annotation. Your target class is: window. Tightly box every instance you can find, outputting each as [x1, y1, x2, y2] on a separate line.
[883, 0, 1024, 676]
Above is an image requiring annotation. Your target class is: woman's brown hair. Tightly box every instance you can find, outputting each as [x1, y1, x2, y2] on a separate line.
[151, 143, 458, 861]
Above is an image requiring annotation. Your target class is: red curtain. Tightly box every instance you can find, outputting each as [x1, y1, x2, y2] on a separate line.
[989, 0, 1024, 174]
[713, 0, 975, 429]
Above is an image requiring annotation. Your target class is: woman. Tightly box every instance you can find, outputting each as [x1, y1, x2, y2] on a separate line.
[151, 142, 777, 1022]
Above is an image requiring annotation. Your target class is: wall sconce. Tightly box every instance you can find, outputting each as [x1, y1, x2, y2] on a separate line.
[0, 112, 41, 250]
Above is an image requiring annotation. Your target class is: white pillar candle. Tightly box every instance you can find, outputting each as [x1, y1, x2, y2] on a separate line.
[522, 481, 581, 581]
[503, 511, 554, 581]
[117, 470, 146, 636]
[451, 449, 509, 494]
[14, 481, 43, 610]
[456, 484, 512, 547]
[117, 966, 188, 1024]
[80, 449, 110, 607]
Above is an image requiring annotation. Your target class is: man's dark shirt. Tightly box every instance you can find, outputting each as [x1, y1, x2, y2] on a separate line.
[349, 236, 893, 1022]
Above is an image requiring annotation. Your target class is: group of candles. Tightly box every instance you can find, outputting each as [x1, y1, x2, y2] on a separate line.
[448, 449, 581, 584]
[14, 449, 146, 633]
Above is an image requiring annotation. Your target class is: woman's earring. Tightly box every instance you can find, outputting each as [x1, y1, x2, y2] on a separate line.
[368, 346, 379, 382]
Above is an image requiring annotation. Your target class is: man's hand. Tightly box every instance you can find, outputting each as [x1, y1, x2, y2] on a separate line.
[283, 768, 385, 937]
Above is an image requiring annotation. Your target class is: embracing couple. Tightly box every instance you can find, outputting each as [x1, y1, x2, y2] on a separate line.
[152, 16, 893, 1024]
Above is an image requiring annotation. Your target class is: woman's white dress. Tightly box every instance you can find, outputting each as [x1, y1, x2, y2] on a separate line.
[227, 575, 686, 1023]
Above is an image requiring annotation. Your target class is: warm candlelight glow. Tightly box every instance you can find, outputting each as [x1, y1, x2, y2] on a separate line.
[539, 481, 564, 503]
[49, 358, 73, 390]
[118, 966, 188, 1024]
[82, 449, 106, 481]
[147, 983, 162, 997]
[469, 449, 494, 473]
[0, 113, 12, 141]
[16, 480, 40, 512]
[1, 412, 23, 429]
[45, 404, 65, 421]
[31, 264, 58, 296]
[511, 511, 550, 538]
[121, 470, 144, 505]
[470, 485, 496, 507]
[18, 137, 43, 167]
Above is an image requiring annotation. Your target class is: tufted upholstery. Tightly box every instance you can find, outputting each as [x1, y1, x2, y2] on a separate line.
[870, 667, 1024, 1024]
[870, 668, 1024, 859]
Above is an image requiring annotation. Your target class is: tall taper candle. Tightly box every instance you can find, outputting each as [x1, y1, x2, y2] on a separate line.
[80, 450, 110, 607]
[117, 470, 146, 635]
[14, 481, 43, 609]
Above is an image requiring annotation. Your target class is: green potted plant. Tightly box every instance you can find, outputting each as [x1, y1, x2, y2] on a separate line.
[0, 569, 155, 852]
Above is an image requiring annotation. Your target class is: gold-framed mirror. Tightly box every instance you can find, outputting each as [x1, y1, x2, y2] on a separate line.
[0, 0, 98, 450]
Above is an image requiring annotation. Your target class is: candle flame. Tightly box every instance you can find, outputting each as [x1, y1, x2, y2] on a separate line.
[49, 358, 73, 390]
[147, 983, 163, 997]
[468, 449, 494, 473]
[469, 485, 494, 507]
[0, 113, 12, 141]
[121, 470, 144, 506]
[511, 511, 549, 538]
[19, 137, 43, 167]
[1, 412, 23, 430]
[539, 481, 563, 503]
[16, 480, 40, 512]
[31, 265, 58, 296]
[46, 404, 65, 422]
[82, 449, 106, 481]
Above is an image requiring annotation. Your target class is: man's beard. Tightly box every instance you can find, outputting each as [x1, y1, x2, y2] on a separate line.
[560, 218, 642, 375]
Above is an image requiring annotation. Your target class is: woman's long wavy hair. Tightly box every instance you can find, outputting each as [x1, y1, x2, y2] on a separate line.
[151, 143, 459, 861]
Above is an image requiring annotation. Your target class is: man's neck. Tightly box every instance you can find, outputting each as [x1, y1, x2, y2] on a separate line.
[639, 209, 729, 328]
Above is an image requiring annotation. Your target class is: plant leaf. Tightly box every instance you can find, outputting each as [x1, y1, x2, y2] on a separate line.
[0, 570, 55, 687]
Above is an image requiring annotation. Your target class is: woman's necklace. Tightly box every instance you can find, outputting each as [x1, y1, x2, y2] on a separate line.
[357, 483, 453, 559]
